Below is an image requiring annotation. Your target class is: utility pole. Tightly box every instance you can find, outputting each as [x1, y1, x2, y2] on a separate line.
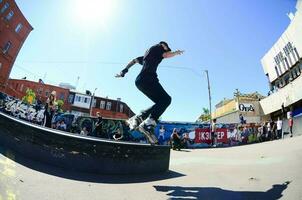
[205, 70, 212, 128]
[89, 88, 97, 116]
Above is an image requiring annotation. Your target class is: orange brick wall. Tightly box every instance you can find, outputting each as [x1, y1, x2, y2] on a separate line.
[6, 79, 71, 111]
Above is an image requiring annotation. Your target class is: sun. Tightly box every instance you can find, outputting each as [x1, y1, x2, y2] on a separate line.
[73, 0, 116, 29]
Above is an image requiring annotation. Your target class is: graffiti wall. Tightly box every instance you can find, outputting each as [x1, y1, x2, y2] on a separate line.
[154, 121, 204, 142]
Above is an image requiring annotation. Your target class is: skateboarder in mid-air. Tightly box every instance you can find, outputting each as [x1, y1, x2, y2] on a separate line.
[116, 41, 184, 144]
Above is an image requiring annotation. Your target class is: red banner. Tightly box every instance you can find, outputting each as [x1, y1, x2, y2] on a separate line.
[194, 128, 228, 144]
[194, 128, 211, 144]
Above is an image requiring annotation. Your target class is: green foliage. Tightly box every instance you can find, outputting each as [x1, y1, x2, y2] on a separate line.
[22, 89, 36, 105]
[197, 107, 211, 122]
[56, 99, 64, 113]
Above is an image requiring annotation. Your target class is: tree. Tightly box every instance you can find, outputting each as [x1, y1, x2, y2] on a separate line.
[56, 99, 64, 113]
[197, 107, 211, 122]
[22, 89, 36, 105]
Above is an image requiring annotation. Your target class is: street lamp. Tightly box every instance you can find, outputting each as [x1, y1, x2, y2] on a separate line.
[89, 88, 97, 116]
[204, 70, 212, 127]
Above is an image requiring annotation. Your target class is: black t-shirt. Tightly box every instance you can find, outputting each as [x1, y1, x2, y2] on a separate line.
[136, 56, 144, 65]
[139, 44, 165, 76]
[95, 117, 103, 132]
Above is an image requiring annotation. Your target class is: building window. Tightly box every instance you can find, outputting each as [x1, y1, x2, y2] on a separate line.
[284, 73, 290, 84]
[68, 94, 74, 103]
[275, 66, 280, 77]
[38, 88, 43, 95]
[100, 100, 105, 109]
[0, 2, 9, 14]
[5, 10, 14, 21]
[120, 104, 124, 113]
[3, 41, 11, 54]
[76, 96, 81, 102]
[45, 90, 49, 97]
[294, 66, 301, 77]
[106, 102, 112, 110]
[15, 23, 23, 33]
[59, 93, 65, 100]
[20, 84, 23, 92]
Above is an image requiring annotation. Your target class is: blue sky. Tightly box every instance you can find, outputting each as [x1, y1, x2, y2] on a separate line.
[12, 0, 297, 122]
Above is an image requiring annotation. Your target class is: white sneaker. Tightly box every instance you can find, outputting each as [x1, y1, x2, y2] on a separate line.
[139, 117, 157, 129]
[126, 115, 143, 130]
[138, 118, 158, 144]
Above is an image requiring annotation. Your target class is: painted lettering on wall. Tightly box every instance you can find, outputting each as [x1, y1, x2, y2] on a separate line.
[238, 103, 255, 112]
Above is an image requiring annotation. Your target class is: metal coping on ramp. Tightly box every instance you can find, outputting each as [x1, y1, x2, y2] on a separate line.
[0, 111, 170, 174]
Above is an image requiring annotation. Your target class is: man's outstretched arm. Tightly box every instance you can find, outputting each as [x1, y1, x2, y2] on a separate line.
[115, 56, 143, 78]
[163, 50, 184, 59]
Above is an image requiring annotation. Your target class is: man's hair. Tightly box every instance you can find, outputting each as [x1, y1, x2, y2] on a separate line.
[159, 41, 171, 52]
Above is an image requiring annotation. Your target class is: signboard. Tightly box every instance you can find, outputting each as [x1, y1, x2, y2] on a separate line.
[238, 103, 255, 112]
[194, 128, 228, 144]
[194, 128, 211, 144]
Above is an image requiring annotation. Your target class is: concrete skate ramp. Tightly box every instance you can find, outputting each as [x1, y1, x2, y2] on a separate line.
[0, 112, 170, 174]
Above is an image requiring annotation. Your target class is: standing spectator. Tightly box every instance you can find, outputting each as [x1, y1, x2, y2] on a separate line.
[288, 117, 294, 137]
[236, 125, 243, 143]
[158, 125, 165, 145]
[239, 114, 246, 124]
[267, 121, 271, 140]
[93, 112, 106, 138]
[35, 96, 43, 111]
[277, 117, 283, 139]
[44, 91, 57, 128]
[261, 122, 268, 142]
[271, 120, 277, 140]
[242, 127, 249, 144]
[211, 119, 217, 147]
[171, 128, 181, 150]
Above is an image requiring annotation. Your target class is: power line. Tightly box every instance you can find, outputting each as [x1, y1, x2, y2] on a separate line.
[17, 60, 203, 75]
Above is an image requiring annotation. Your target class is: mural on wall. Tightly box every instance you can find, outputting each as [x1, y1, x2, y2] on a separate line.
[0, 92, 143, 142]
[154, 121, 204, 141]
[1, 92, 267, 147]
[1, 95, 45, 124]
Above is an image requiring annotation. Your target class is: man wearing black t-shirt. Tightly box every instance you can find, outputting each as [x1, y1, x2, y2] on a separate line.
[116, 41, 184, 144]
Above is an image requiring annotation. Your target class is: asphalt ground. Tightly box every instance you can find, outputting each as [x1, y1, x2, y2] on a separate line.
[1, 136, 302, 200]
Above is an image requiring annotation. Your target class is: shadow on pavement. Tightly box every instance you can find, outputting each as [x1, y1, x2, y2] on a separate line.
[172, 149, 191, 152]
[154, 181, 291, 200]
[0, 147, 185, 184]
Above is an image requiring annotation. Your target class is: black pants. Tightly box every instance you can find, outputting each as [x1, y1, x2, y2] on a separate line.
[44, 110, 53, 128]
[277, 129, 282, 139]
[135, 74, 171, 121]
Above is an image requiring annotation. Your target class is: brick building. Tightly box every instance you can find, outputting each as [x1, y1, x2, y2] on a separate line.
[0, 0, 33, 90]
[6, 79, 135, 119]
[68, 91, 135, 119]
[6, 79, 71, 110]
[91, 96, 135, 119]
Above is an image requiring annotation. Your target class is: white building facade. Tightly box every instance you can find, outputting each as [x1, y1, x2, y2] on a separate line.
[260, 1, 302, 134]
